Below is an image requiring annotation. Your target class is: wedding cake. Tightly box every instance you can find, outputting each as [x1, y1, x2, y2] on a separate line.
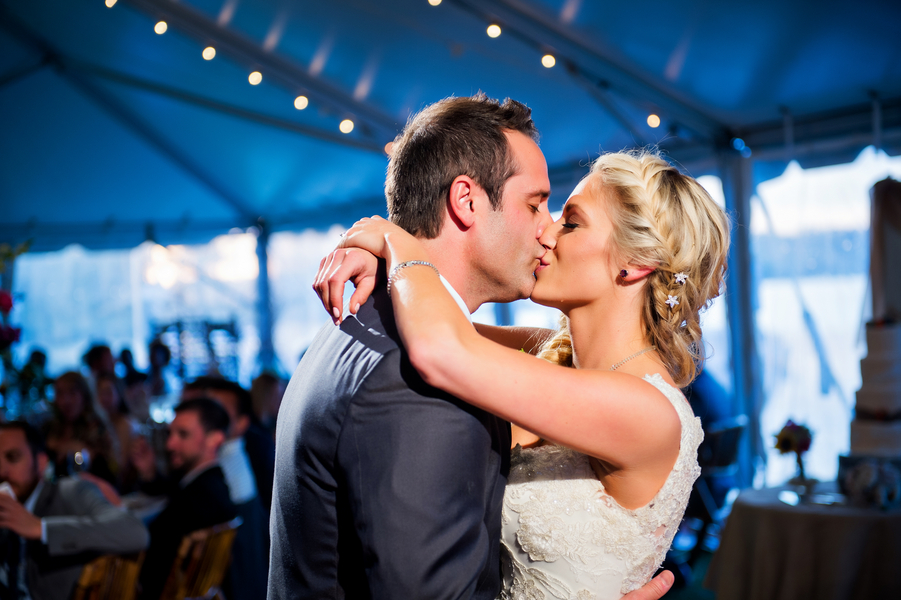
[849, 178, 901, 457]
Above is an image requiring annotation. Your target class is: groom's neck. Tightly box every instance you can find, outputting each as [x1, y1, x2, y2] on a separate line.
[417, 236, 480, 314]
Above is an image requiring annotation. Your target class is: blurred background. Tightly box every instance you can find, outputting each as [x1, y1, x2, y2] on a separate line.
[2, 0, 901, 490]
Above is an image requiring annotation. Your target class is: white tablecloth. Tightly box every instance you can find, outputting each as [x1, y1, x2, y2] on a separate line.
[705, 483, 901, 600]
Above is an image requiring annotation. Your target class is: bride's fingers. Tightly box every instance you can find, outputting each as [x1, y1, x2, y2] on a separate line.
[348, 276, 376, 315]
[314, 252, 338, 321]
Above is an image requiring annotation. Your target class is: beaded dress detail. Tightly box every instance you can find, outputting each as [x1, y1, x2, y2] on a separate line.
[498, 374, 703, 600]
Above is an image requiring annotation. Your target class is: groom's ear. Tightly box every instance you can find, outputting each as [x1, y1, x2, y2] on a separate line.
[447, 175, 480, 229]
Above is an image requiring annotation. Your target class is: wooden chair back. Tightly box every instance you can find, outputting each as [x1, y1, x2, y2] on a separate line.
[160, 517, 242, 600]
[72, 552, 145, 600]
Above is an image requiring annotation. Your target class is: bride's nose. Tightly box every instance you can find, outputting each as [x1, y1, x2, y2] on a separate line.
[539, 220, 561, 250]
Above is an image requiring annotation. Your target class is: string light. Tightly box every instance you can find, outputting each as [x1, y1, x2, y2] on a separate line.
[154, 21, 168, 34]
[647, 114, 661, 128]
[249, 71, 262, 85]
[339, 119, 354, 134]
[428, 0, 442, 5]
[294, 96, 309, 110]
[541, 54, 556, 68]
[486, 24, 501, 38]
[202, 47, 216, 60]
[104, 0, 117, 7]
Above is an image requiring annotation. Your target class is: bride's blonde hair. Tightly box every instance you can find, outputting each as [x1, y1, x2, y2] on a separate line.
[537, 149, 730, 387]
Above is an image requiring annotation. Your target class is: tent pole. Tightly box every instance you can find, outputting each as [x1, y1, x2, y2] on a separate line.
[256, 221, 276, 375]
[718, 148, 766, 488]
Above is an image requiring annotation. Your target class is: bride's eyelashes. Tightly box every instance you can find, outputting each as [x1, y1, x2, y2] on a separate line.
[562, 222, 579, 230]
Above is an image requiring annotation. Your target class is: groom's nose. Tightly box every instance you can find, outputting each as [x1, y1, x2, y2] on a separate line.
[536, 206, 553, 238]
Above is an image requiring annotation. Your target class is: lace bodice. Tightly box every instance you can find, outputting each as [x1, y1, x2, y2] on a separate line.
[498, 373, 703, 600]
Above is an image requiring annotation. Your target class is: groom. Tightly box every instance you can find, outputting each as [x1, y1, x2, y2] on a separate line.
[268, 94, 673, 599]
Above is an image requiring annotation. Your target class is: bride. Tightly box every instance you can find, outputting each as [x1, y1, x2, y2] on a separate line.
[319, 149, 729, 599]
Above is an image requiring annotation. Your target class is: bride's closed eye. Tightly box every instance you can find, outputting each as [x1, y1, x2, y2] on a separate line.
[562, 222, 579, 230]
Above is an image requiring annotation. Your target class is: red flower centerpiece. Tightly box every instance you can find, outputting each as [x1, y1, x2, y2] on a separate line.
[775, 419, 814, 484]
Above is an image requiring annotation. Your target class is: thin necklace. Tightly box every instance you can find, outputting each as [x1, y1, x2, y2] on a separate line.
[610, 346, 656, 371]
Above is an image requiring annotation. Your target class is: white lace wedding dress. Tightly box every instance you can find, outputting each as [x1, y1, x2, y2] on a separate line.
[498, 374, 703, 600]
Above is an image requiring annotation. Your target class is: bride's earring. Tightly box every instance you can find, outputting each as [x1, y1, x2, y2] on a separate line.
[619, 269, 628, 279]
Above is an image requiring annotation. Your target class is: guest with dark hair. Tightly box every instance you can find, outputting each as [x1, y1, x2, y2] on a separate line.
[250, 372, 284, 439]
[95, 373, 139, 490]
[44, 372, 114, 484]
[181, 378, 271, 599]
[147, 340, 171, 398]
[135, 398, 237, 600]
[183, 377, 275, 512]
[0, 421, 148, 600]
[82, 344, 115, 378]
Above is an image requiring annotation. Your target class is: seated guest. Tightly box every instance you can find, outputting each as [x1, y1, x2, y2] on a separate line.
[44, 372, 115, 485]
[182, 378, 270, 599]
[182, 377, 275, 512]
[250, 372, 284, 442]
[95, 373, 139, 492]
[0, 421, 148, 600]
[135, 399, 237, 600]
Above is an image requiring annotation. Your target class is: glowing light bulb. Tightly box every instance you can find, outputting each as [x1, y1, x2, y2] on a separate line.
[105, 0, 117, 7]
[249, 71, 262, 85]
[294, 95, 309, 110]
[486, 24, 501, 38]
[202, 47, 216, 60]
[154, 21, 168, 34]
[428, 0, 442, 5]
[647, 114, 661, 128]
[339, 119, 354, 134]
[541, 54, 556, 68]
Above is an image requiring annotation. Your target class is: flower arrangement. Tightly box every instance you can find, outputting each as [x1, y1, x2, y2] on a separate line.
[775, 419, 813, 483]
[0, 290, 20, 355]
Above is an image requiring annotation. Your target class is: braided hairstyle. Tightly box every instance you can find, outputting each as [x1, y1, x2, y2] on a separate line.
[538, 149, 730, 387]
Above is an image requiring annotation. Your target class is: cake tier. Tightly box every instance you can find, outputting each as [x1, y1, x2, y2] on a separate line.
[850, 419, 901, 457]
[859, 356, 901, 382]
[864, 322, 901, 357]
[856, 387, 901, 415]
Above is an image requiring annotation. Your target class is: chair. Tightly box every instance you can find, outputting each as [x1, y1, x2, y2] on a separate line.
[160, 517, 242, 600]
[72, 552, 145, 600]
[689, 414, 748, 565]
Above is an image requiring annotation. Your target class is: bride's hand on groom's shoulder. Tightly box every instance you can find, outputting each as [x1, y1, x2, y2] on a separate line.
[314, 248, 379, 325]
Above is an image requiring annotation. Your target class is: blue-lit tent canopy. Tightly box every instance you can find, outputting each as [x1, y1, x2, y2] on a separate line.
[2, 0, 901, 478]
[2, 0, 900, 251]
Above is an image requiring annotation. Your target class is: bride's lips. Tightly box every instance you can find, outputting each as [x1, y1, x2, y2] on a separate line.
[534, 257, 551, 274]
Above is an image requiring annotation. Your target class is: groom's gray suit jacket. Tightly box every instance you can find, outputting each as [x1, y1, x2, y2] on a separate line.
[269, 287, 511, 599]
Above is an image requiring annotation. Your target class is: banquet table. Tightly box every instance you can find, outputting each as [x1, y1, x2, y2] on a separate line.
[704, 482, 901, 600]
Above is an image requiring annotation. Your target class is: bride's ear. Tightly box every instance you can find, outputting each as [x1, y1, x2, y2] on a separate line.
[620, 266, 656, 281]
[447, 175, 480, 229]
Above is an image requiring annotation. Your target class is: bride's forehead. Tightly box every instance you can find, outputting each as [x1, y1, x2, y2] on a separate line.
[567, 177, 590, 200]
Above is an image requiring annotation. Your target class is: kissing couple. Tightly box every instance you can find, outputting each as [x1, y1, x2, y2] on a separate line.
[269, 93, 729, 600]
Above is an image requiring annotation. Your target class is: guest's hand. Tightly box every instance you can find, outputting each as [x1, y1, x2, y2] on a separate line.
[77, 472, 123, 507]
[620, 571, 674, 600]
[314, 248, 379, 325]
[0, 494, 42, 540]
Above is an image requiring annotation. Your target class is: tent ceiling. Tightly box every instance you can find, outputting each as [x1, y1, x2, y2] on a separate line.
[2, 0, 900, 251]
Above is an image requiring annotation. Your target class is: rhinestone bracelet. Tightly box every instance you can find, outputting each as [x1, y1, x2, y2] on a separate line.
[387, 260, 439, 296]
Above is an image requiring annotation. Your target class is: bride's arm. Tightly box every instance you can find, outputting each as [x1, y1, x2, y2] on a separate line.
[339, 218, 681, 474]
[314, 248, 553, 354]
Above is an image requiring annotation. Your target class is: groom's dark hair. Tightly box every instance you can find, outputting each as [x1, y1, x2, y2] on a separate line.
[386, 93, 539, 239]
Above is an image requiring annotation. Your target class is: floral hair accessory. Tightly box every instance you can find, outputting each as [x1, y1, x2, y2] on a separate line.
[665, 295, 679, 308]
[674, 272, 687, 284]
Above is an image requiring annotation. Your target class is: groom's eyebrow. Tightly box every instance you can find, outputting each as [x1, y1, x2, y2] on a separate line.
[527, 187, 550, 200]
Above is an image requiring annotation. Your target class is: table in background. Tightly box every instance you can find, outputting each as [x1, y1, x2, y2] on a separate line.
[705, 482, 901, 600]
